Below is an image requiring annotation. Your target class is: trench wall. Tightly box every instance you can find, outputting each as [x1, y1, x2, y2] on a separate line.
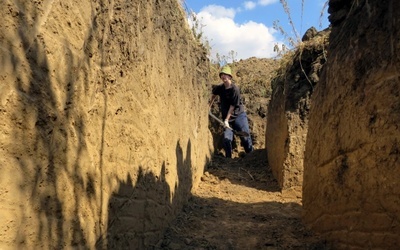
[0, 0, 212, 249]
[303, 0, 400, 248]
[266, 32, 328, 189]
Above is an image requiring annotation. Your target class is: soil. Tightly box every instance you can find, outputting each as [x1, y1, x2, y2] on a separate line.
[168, 56, 331, 250]
[0, 0, 336, 248]
[158, 150, 329, 250]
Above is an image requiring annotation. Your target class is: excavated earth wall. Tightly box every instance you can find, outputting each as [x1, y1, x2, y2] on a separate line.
[0, 0, 212, 249]
[303, 0, 400, 248]
[266, 30, 329, 189]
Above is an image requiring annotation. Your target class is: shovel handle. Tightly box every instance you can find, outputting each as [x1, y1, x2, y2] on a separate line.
[209, 112, 228, 127]
[208, 112, 250, 137]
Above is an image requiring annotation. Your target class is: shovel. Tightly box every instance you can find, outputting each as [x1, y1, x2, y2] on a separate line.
[209, 112, 250, 137]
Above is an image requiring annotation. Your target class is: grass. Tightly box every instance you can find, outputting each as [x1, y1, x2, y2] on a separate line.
[274, 0, 329, 56]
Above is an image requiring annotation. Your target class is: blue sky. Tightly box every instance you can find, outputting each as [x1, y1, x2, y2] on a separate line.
[182, 0, 329, 61]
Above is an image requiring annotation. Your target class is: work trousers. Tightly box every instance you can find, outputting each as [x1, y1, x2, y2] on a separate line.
[223, 112, 253, 158]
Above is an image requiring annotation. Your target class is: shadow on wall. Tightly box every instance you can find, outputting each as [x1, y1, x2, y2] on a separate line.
[3, 1, 205, 249]
[2, 0, 177, 248]
[99, 141, 194, 249]
[4, 1, 101, 248]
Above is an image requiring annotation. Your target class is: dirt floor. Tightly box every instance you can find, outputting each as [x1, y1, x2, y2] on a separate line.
[157, 150, 329, 250]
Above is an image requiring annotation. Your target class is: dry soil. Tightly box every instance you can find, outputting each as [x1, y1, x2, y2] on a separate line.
[157, 150, 329, 250]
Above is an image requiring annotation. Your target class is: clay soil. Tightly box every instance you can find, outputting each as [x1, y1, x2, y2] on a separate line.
[157, 150, 329, 250]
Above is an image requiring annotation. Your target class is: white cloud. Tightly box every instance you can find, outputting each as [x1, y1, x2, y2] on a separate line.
[200, 5, 236, 19]
[244, 1, 257, 10]
[258, 0, 279, 6]
[188, 5, 279, 61]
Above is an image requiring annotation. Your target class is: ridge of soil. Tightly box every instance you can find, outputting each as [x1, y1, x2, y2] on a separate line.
[158, 150, 329, 250]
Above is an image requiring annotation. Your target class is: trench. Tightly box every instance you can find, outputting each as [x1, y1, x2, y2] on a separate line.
[156, 150, 328, 250]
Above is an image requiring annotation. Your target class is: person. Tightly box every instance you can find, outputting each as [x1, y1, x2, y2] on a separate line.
[209, 65, 253, 158]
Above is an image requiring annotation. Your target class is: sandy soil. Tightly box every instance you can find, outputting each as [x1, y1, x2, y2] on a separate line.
[157, 150, 329, 250]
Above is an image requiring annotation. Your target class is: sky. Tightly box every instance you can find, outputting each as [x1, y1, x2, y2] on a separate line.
[182, 0, 329, 62]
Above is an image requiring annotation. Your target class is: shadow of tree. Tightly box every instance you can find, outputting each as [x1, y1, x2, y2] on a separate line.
[160, 196, 328, 249]
[1, 0, 115, 248]
[1, 1, 208, 249]
[101, 140, 194, 249]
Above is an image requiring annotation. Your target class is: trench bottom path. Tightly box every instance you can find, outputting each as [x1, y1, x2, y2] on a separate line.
[156, 150, 328, 250]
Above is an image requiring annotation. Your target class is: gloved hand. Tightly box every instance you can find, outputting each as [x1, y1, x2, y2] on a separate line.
[224, 119, 231, 128]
